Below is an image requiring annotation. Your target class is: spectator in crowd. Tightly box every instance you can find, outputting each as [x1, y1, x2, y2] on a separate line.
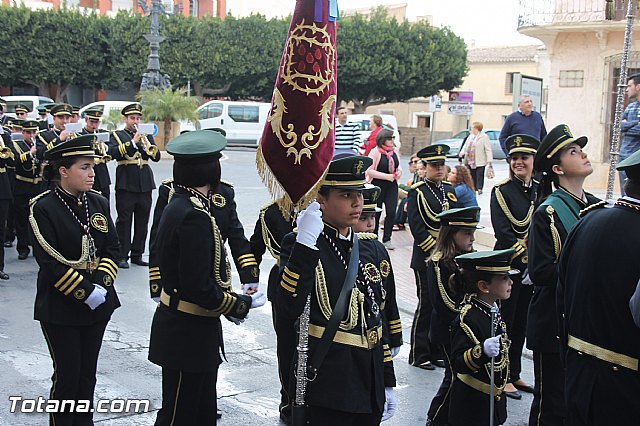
[459, 121, 493, 194]
[449, 165, 478, 207]
[364, 114, 384, 156]
[394, 155, 420, 231]
[619, 73, 640, 196]
[444, 164, 452, 182]
[499, 95, 547, 157]
[333, 106, 360, 158]
[366, 128, 402, 249]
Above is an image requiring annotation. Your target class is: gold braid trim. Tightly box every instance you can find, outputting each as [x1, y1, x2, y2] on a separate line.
[29, 198, 90, 268]
[114, 131, 141, 161]
[494, 186, 534, 228]
[548, 211, 562, 262]
[434, 259, 459, 314]
[260, 202, 280, 261]
[459, 303, 480, 345]
[416, 188, 440, 231]
[315, 260, 363, 331]
[191, 201, 232, 291]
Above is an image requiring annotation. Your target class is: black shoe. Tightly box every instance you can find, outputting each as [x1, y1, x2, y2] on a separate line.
[505, 390, 522, 400]
[414, 361, 436, 371]
[118, 259, 130, 269]
[0, 271, 9, 280]
[18, 252, 28, 260]
[513, 382, 535, 394]
[432, 359, 446, 369]
[216, 409, 222, 419]
[131, 257, 149, 266]
[3, 241, 11, 248]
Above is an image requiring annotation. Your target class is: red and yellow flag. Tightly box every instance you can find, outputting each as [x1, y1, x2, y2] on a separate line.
[256, 0, 338, 218]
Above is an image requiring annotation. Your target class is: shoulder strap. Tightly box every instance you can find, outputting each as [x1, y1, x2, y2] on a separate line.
[308, 234, 360, 378]
[542, 191, 580, 231]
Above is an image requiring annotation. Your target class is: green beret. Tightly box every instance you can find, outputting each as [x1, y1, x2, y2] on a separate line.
[418, 144, 449, 164]
[51, 104, 73, 116]
[121, 103, 143, 116]
[455, 249, 519, 275]
[505, 134, 540, 156]
[44, 134, 99, 161]
[166, 129, 227, 164]
[322, 156, 373, 190]
[437, 207, 483, 229]
[362, 184, 382, 212]
[535, 124, 587, 174]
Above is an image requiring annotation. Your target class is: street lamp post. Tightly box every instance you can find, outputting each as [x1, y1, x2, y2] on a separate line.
[139, 0, 173, 91]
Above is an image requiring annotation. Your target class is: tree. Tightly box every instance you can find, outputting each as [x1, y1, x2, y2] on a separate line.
[337, 8, 468, 112]
[137, 87, 199, 146]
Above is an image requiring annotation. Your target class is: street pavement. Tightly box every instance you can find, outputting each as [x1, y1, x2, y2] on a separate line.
[0, 149, 586, 425]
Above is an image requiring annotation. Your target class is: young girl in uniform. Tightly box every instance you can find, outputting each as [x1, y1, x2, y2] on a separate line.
[448, 249, 517, 426]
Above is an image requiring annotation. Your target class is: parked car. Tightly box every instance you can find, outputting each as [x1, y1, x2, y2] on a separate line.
[434, 129, 506, 160]
[2, 95, 54, 119]
[347, 113, 401, 150]
[78, 101, 131, 130]
[180, 100, 271, 146]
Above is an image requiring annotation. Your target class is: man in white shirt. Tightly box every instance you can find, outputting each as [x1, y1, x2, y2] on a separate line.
[334, 106, 360, 158]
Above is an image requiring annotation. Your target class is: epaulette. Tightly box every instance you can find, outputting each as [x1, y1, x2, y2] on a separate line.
[29, 190, 51, 206]
[411, 181, 425, 190]
[220, 179, 233, 187]
[89, 189, 102, 195]
[356, 232, 377, 240]
[494, 177, 510, 187]
[161, 177, 174, 186]
[430, 251, 442, 262]
[442, 180, 453, 186]
[189, 196, 206, 210]
[579, 200, 608, 217]
[260, 200, 277, 213]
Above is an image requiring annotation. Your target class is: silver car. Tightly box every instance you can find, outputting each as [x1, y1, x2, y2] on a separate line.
[435, 129, 506, 160]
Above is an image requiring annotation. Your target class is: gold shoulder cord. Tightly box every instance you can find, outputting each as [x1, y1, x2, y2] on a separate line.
[29, 200, 90, 267]
[260, 205, 280, 261]
[193, 206, 232, 291]
[495, 186, 533, 228]
[459, 303, 480, 345]
[434, 260, 459, 313]
[315, 261, 364, 331]
[547, 210, 562, 262]
[167, 183, 176, 203]
[416, 189, 439, 230]
[114, 131, 140, 161]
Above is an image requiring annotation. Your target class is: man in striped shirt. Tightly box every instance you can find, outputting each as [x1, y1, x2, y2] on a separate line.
[334, 106, 361, 158]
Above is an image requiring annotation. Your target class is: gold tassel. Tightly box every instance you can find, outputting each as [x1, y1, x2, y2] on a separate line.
[255, 144, 329, 220]
[605, 0, 615, 20]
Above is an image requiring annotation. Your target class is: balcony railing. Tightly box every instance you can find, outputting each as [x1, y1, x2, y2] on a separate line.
[518, 0, 630, 28]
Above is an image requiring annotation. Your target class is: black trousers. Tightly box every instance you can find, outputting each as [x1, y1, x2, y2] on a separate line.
[155, 368, 217, 426]
[409, 269, 437, 365]
[40, 320, 109, 426]
[373, 181, 398, 243]
[4, 199, 15, 243]
[394, 197, 408, 225]
[0, 200, 8, 270]
[426, 344, 453, 425]
[529, 351, 566, 426]
[14, 193, 34, 256]
[470, 166, 486, 192]
[272, 301, 295, 415]
[307, 405, 382, 426]
[115, 190, 152, 260]
[500, 273, 533, 382]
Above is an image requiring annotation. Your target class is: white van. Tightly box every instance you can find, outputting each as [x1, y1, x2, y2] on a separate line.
[2, 95, 54, 119]
[180, 100, 271, 146]
[78, 101, 131, 130]
[347, 113, 401, 150]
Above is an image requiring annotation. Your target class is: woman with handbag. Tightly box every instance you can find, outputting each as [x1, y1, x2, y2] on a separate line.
[459, 121, 493, 194]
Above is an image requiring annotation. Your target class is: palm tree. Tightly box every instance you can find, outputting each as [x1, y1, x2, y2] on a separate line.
[137, 88, 200, 148]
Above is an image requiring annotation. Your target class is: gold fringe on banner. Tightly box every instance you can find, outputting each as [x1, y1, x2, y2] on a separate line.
[256, 144, 329, 221]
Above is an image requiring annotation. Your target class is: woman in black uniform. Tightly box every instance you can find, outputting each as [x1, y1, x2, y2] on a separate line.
[489, 134, 539, 399]
[29, 134, 121, 425]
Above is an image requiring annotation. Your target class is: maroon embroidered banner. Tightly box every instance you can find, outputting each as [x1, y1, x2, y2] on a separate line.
[256, 0, 337, 217]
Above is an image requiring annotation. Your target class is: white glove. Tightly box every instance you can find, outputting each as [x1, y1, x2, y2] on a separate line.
[390, 346, 401, 358]
[295, 201, 323, 249]
[381, 387, 397, 422]
[242, 282, 259, 295]
[250, 291, 266, 309]
[522, 269, 533, 285]
[84, 284, 107, 310]
[228, 316, 245, 325]
[483, 336, 501, 358]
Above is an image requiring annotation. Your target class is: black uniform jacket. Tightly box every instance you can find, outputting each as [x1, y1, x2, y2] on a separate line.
[149, 178, 259, 299]
[249, 200, 294, 301]
[427, 255, 461, 346]
[30, 188, 121, 325]
[277, 224, 396, 414]
[527, 188, 600, 352]
[0, 142, 14, 200]
[357, 232, 403, 349]
[490, 176, 538, 274]
[407, 180, 458, 270]
[10, 138, 42, 196]
[450, 296, 509, 425]
[79, 127, 111, 191]
[148, 189, 252, 372]
[36, 128, 65, 161]
[107, 128, 160, 193]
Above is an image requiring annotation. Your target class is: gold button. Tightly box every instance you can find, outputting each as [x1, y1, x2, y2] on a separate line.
[292, 294, 297, 298]
[612, 366, 619, 372]
[578, 351, 583, 355]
